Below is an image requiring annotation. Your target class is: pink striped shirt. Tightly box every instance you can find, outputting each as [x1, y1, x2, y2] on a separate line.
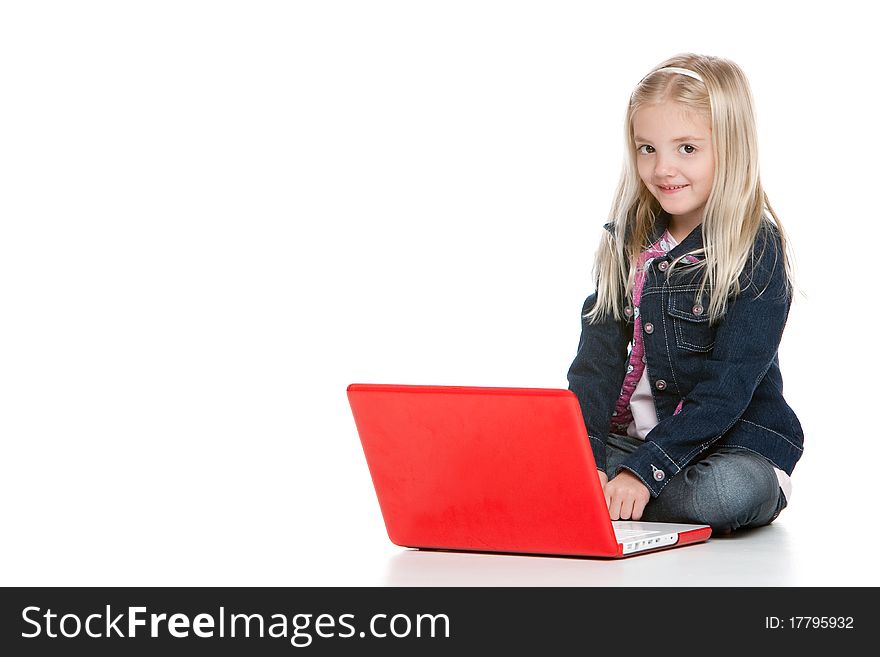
[608, 229, 697, 432]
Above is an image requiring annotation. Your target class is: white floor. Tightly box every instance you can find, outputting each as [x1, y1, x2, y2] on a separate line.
[2, 458, 876, 587]
[347, 508, 875, 587]
[352, 507, 873, 587]
[382, 523, 819, 587]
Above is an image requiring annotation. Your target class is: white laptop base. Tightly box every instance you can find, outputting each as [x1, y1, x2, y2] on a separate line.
[613, 521, 710, 555]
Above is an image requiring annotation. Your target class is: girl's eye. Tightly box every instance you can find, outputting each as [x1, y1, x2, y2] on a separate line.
[680, 144, 696, 154]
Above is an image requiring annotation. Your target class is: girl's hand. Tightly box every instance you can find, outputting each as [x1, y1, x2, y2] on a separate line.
[597, 470, 608, 490]
[604, 470, 650, 520]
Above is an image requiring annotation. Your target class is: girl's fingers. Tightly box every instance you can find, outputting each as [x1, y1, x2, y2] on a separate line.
[606, 492, 619, 520]
[632, 498, 646, 521]
[619, 497, 634, 520]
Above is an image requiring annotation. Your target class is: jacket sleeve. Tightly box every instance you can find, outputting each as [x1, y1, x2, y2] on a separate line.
[615, 228, 792, 496]
[567, 291, 631, 472]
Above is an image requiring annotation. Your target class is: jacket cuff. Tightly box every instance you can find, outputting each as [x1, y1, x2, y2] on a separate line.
[614, 440, 682, 497]
[588, 434, 607, 472]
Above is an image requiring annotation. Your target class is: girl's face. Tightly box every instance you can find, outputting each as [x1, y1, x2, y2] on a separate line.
[632, 102, 715, 228]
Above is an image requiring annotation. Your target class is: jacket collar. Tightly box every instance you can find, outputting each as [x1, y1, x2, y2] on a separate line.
[606, 209, 704, 260]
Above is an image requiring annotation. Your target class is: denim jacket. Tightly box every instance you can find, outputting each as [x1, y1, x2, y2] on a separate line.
[567, 211, 804, 497]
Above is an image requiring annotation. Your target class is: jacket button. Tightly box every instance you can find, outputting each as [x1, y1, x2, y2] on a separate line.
[654, 469, 665, 481]
[658, 260, 669, 271]
[692, 304, 704, 315]
[644, 322, 654, 334]
[655, 379, 667, 390]
[624, 305, 633, 317]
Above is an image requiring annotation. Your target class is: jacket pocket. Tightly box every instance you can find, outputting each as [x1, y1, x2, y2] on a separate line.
[667, 290, 715, 352]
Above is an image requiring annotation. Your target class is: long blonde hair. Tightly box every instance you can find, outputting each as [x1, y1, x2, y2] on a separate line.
[586, 53, 797, 325]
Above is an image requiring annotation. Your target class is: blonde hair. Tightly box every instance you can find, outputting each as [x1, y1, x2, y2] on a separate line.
[586, 53, 798, 325]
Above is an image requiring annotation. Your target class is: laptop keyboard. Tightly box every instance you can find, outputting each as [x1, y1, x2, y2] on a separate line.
[614, 528, 659, 541]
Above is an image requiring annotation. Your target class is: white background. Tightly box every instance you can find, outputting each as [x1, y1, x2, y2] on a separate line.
[1, 1, 877, 586]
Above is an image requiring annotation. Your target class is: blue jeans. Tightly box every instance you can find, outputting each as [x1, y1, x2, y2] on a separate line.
[605, 433, 788, 534]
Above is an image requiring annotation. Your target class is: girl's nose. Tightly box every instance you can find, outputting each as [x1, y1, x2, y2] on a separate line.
[654, 158, 678, 177]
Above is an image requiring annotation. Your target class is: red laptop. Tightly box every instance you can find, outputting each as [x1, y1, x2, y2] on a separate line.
[347, 383, 711, 558]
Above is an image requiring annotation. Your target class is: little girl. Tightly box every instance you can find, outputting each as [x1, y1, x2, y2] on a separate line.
[567, 53, 803, 535]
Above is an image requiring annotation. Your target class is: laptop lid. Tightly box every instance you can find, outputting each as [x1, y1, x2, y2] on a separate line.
[347, 383, 626, 557]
